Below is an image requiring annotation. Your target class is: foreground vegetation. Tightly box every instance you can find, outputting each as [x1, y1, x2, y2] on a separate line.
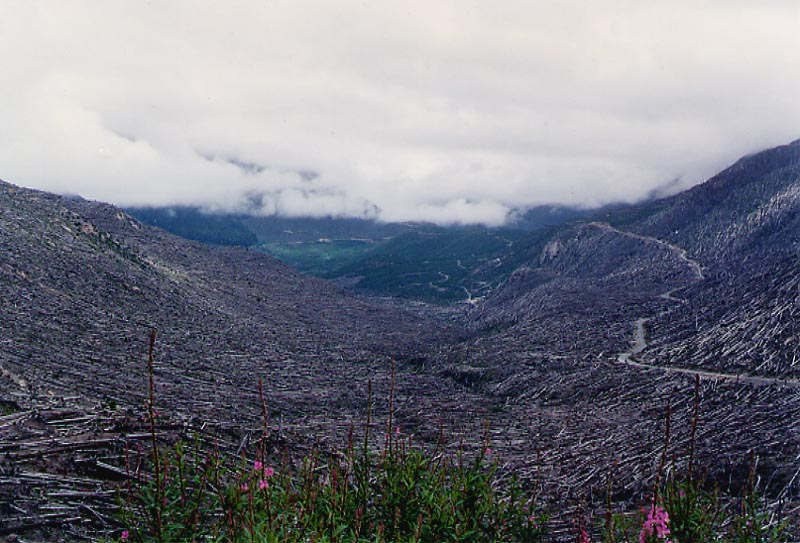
[113, 341, 791, 542]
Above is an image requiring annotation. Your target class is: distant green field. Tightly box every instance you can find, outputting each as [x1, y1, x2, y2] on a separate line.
[257, 239, 375, 276]
[256, 226, 558, 304]
[322, 227, 549, 303]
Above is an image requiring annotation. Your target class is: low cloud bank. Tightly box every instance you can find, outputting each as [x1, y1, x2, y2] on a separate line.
[1, 1, 799, 225]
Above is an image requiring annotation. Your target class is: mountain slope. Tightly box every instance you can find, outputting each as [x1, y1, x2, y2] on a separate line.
[608, 139, 800, 376]
[324, 226, 552, 302]
[615, 139, 800, 264]
[471, 138, 800, 377]
[0, 180, 475, 433]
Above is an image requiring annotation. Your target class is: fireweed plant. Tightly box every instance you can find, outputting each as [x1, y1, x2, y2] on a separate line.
[601, 377, 790, 543]
[115, 338, 547, 542]
[115, 336, 790, 543]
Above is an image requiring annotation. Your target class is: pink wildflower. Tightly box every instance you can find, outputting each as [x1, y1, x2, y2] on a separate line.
[121, 530, 129, 541]
[254, 460, 263, 471]
[640, 505, 671, 543]
[264, 466, 275, 477]
[241, 483, 249, 492]
[259, 479, 269, 490]
[579, 528, 590, 543]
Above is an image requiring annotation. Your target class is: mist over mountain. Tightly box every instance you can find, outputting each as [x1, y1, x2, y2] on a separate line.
[4, 3, 799, 227]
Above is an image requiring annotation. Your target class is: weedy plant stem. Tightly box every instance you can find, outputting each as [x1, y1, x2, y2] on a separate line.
[604, 460, 616, 541]
[653, 400, 671, 507]
[385, 357, 396, 459]
[688, 374, 700, 482]
[365, 379, 372, 459]
[146, 329, 163, 540]
[258, 378, 269, 464]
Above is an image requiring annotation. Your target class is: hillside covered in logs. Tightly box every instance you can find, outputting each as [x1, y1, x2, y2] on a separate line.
[1, 139, 800, 538]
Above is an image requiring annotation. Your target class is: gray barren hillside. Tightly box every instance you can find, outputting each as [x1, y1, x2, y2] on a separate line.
[0, 180, 483, 429]
[463, 139, 800, 374]
[623, 140, 800, 377]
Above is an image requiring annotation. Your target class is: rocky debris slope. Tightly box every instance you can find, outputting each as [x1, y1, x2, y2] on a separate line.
[464, 139, 800, 378]
[0, 180, 483, 436]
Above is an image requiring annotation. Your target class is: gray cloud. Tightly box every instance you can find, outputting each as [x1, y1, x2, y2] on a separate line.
[1, 1, 799, 225]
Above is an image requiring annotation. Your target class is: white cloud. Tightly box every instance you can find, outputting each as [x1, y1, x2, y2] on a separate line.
[1, 1, 799, 224]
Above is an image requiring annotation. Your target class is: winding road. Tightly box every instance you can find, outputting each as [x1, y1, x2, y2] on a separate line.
[589, 222, 705, 280]
[601, 222, 799, 387]
[617, 318, 800, 387]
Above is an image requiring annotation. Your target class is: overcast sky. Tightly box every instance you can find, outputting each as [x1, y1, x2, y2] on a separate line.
[2, 1, 799, 225]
